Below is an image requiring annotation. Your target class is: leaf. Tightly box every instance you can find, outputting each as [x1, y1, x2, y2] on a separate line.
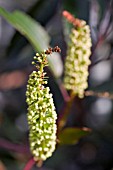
[0, 7, 50, 52]
[89, 0, 100, 43]
[47, 52, 63, 78]
[89, 0, 100, 29]
[58, 127, 91, 145]
[98, 6, 111, 36]
[0, 7, 63, 78]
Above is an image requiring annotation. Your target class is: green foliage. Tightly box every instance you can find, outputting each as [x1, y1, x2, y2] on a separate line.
[0, 7, 63, 78]
[0, 7, 50, 52]
[58, 127, 91, 145]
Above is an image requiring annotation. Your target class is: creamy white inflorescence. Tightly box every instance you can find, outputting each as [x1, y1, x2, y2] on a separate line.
[64, 21, 92, 98]
[26, 48, 60, 161]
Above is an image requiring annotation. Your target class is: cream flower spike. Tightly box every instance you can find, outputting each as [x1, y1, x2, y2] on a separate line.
[26, 46, 61, 164]
[63, 11, 92, 98]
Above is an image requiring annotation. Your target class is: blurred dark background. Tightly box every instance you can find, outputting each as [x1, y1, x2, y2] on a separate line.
[0, 0, 113, 170]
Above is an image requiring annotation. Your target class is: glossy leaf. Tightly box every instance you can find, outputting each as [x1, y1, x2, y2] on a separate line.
[0, 7, 63, 78]
[0, 7, 50, 52]
[58, 127, 91, 145]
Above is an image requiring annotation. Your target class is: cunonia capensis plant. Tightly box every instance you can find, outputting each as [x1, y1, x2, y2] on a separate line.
[26, 46, 61, 163]
[0, 4, 112, 170]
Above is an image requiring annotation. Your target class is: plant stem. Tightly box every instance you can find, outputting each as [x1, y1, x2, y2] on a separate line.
[57, 79, 70, 102]
[0, 138, 29, 153]
[85, 90, 113, 99]
[40, 63, 44, 73]
[58, 91, 75, 133]
[23, 158, 35, 170]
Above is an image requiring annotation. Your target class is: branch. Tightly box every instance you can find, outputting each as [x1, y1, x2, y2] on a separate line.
[0, 138, 29, 153]
[23, 158, 35, 170]
[57, 79, 70, 102]
[57, 91, 75, 132]
[85, 90, 113, 99]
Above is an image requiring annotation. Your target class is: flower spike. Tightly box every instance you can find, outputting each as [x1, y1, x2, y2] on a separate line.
[26, 47, 61, 164]
[63, 11, 92, 98]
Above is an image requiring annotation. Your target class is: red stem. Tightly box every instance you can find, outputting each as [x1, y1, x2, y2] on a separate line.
[23, 158, 35, 170]
[57, 79, 70, 102]
[0, 138, 29, 153]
